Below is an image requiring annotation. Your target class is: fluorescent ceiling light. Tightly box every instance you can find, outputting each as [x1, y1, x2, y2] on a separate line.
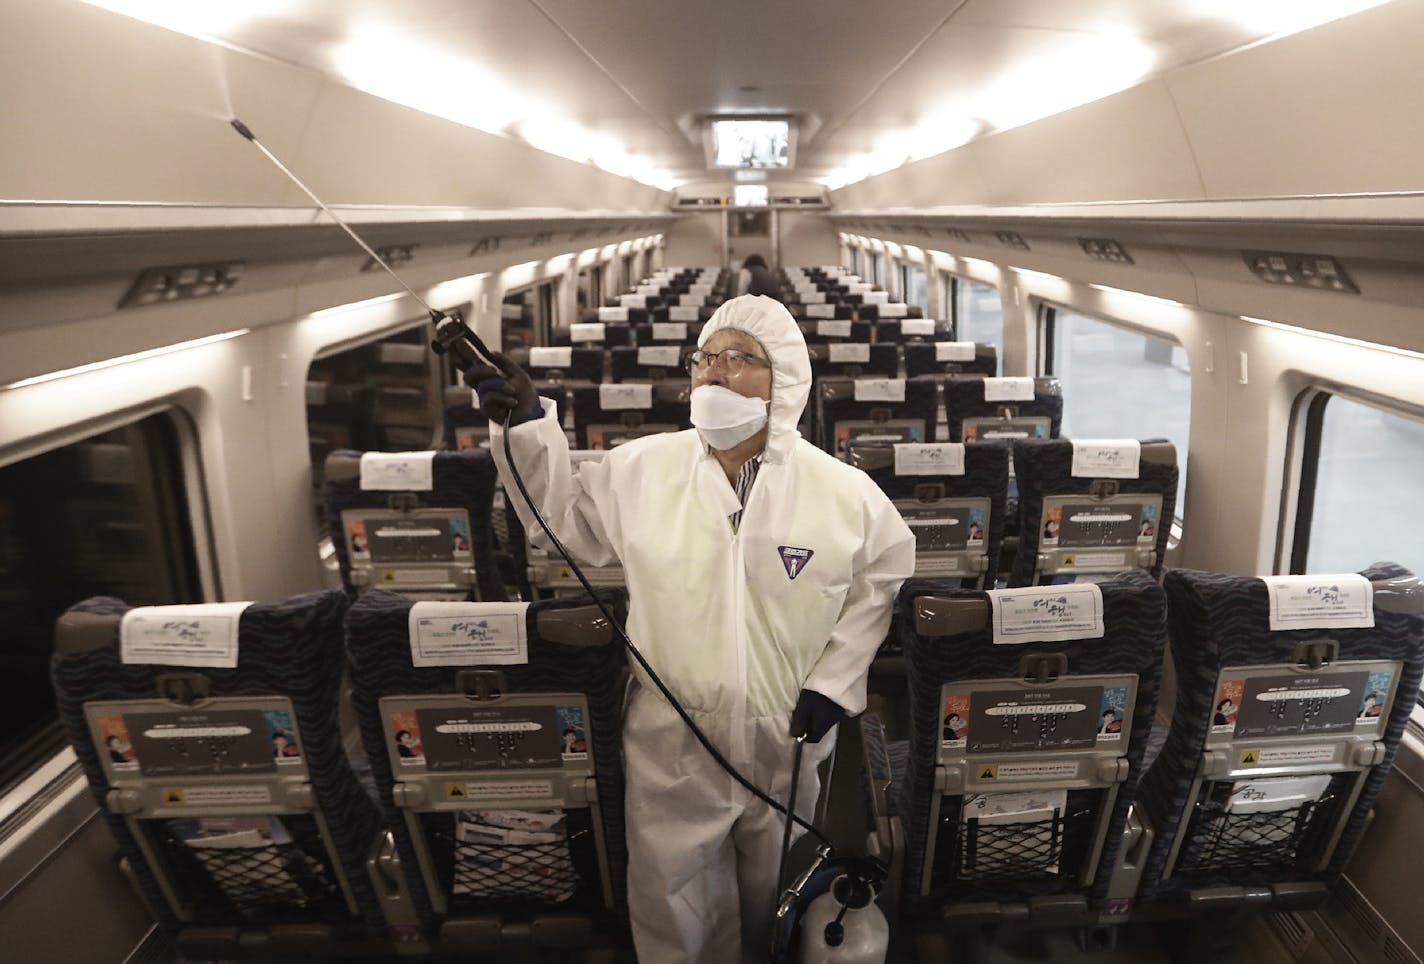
[1241, 315, 1424, 361]
[5, 329, 250, 391]
[977, 33, 1157, 131]
[307, 292, 404, 319]
[79, 0, 286, 40]
[1185, 0, 1394, 39]
[332, 36, 541, 134]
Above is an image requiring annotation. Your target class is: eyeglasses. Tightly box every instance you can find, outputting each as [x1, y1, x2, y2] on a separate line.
[685, 348, 773, 378]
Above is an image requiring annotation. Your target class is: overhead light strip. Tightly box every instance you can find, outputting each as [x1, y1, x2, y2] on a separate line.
[1241, 315, 1424, 362]
[4, 328, 251, 391]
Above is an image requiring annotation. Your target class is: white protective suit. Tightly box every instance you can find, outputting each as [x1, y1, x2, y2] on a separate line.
[491, 295, 915, 963]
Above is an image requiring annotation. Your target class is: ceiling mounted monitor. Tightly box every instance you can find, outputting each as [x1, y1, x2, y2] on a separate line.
[710, 118, 793, 169]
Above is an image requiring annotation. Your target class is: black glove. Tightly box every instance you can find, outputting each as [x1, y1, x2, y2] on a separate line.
[789, 689, 846, 744]
[463, 352, 542, 426]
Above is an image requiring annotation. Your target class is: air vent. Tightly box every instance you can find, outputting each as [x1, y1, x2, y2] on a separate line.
[675, 196, 728, 207]
[470, 236, 503, 255]
[1383, 934, 1418, 964]
[1268, 911, 1315, 959]
[119, 261, 245, 309]
[1334, 880, 1384, 943]
[996, 231, 1029, 251]
[1079, 237, 1134, 264]
[362, 245, 416, 272]
[1243, 250, 1359, 293]
[945, 228, 971, 243]
[768, 195, 825, 206]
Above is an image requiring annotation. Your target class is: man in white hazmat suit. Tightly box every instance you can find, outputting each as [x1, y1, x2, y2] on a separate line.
[465, 294, 914, 963]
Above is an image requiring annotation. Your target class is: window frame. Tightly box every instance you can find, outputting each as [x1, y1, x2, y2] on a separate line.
[0, 405, 209, 791]
[1037, 300, 1193, 528]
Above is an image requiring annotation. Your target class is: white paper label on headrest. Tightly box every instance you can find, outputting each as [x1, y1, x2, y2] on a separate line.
[878, 303, 908, 318]
[689, 284, 713, 296]
[121, 602, 252, 668]
[529, 346, 573, 369]
[802, 291, 826, 304]
[408, 601, 532, 667]
[807, 304, 836, 319]
[853, 378, 906, 402]
[894, 442, 965, 476]
[619, 294, 647, 308]
[599, 383, 654, 410]
[570, 323, 605, 343]
[638, 346, 682, 367]
[863, 291, 889, 306]
[678, 294, 706, 307]
[360, 451, 436, 491]
[818, 320, 852, 337]
[1071, 439, 1142, 479]
[989, 585, 1105, 644]
[669, 305, 700, 321]
[847, 282, 872, 294]
[828, 342, 871, 363]
[653, 322, 688, 340]
[1261, 574, 1375, 631]
[636, 285, 660, 296]
[891, 319, 930, 337]
[983, 377, 1035, 402]
[935, 341, 976, 362]
[598, 306, 629, 322]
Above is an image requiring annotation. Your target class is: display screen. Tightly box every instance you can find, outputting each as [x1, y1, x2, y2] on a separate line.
[713, 119, 790, 169]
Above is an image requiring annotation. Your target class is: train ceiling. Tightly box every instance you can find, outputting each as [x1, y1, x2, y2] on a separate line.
[78, 0, 1392, 192]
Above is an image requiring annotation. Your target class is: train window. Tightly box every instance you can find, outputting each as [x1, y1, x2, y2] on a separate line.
[501, 283, 554, 352]
[1043, 307, 1190, 515]
[0, 412, 201, 789]
[306, 324, 441, 531]
[1292, 393, 1424, 581]
[577, 266, 601, 320]
[871, 252, 886, 287]
[901, 264, 929, 315]
[950, 276, 1004, 357]
[848, 248, 862, 276]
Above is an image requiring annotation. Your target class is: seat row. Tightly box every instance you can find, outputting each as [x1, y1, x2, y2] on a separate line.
[858, 566, 1423, 956]
[51, 566, 1424, 957]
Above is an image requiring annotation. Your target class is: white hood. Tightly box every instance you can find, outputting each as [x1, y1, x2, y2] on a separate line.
[697, 294, 810, 463]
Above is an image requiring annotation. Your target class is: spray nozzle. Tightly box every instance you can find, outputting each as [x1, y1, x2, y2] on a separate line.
[230, 118, 256, 141]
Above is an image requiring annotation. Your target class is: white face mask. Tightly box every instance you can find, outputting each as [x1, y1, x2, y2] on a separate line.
[690, 384, 769, 451]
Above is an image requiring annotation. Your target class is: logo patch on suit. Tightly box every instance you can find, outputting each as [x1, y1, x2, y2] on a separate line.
[778, 546, 814, 580]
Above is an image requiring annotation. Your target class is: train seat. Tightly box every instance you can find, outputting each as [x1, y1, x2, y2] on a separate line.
[846, 440, 1010, 588]
[807, 341, 900, 380]
[800, 303, 858, 328]
[609, 344, 691, 383]
[1008, 438, 1178, 588]
[813, 374, 939, 459]
[50, 592, 387, 952]
[519, 451, 627, 596]
[862, 572, 1168, 933]
[943, 375, 1064, 445]
[515, 346, 605, 385]
[568, 381, 692, 450]
[874, 318, 955, 345]
[344, 590, 632, 953]
[552, 322, 631, 349]
[323, 449, 505, 603]
[1136, 566, 1424, 921]
[630, 319, 701, 345]
[903, 341, 998, 378]
[444, 385, 492, 452]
